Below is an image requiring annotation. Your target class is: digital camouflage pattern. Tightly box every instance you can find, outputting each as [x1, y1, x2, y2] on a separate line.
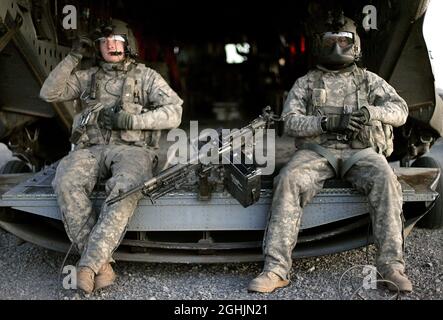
[263, 148, 405, 279]
[282, 64, 408, 155]
[52, 145, 154, 273]
[263, 64, 408, 280]
[40, 53, 183, 274]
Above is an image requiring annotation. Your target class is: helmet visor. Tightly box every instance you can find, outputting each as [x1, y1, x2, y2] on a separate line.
[321, 32, 354, 49]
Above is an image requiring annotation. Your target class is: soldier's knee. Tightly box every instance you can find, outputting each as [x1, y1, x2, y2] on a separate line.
[53, 176, 78, 196]
[275, 169, 293, 187]
[376, 168, 398, 185]
[370, 168, 402, 195]
[106, 177, 138, 197]
[53, 168, 95, 197]
[275, 168, 306, 192]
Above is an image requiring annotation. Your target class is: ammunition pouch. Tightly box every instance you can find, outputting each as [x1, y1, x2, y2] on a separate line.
[351, 120, 394, 155]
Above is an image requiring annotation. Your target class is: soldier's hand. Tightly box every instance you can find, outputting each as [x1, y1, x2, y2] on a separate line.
[112, 111, 134, 130]
[98, 107, 114, 130]
[322, 114, 347, 132]
[98, 107, 134, 130]
[71, 35, 94, 58]
[344, 107, 371, 133]
[323, 113, 365, 133]
[349, 107, 370, 126]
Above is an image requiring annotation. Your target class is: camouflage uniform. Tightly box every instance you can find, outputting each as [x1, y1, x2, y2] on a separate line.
[263, 64, 408, 280]
[40, 53, 183, 273]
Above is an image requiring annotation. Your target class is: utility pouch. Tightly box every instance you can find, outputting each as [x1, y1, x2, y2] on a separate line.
[312, 89, 326, 108]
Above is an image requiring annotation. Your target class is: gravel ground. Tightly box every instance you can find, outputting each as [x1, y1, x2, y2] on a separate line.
[0, 226, 441, 300]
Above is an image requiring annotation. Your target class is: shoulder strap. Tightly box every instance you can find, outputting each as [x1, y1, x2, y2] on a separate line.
[90, 73, 96, 99]
[353, 67, 369, 109]
[88, 69, 102, 100]
[307, 70, 324, 115]
[313, 70, 324, 90]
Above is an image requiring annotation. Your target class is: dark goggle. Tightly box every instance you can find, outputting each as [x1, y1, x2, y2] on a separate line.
[321, 32, 354, 48]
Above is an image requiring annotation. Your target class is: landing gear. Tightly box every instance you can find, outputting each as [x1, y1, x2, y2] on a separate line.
[7, 127, 40, 172]
[411, 139, 443, 229]
[0, 160, 31, 174]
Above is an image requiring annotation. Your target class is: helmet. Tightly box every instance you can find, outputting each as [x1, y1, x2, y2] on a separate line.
[312, 13, 361, 69]
[92, 19, 138, 59]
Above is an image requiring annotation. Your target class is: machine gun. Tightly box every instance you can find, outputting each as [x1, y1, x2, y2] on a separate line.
[106, 107, 279, 207]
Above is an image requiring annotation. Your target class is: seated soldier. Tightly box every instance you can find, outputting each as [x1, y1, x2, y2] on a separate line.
[40, 20, 183, 294]
[248, 15, 412, 293]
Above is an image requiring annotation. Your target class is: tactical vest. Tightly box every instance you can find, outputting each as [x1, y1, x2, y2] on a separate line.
[118, 63, 162, 149]
[71, 62, 162, 149]
[306, 67, 394, 156]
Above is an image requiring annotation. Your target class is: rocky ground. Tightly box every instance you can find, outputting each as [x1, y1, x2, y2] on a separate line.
[0, 226, 441, 300]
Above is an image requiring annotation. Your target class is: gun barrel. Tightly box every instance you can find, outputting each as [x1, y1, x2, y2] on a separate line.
[106, 184, 145, 205]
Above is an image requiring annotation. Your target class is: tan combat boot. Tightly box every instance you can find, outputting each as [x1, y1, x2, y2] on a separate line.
[77, 266, 95, 294]
[384, 270, 413, 292]
[248, 271, 290, 293]
[94, 263, 116, 291]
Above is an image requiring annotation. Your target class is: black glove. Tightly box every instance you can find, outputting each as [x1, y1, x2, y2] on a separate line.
[322, 112, 366, 133]
[98, 107, 133, 130]
[112, 111, 134, 130]
[98, 107, 114, 130]
[71, 35, 94, 58]
[349, 107, 370, 126]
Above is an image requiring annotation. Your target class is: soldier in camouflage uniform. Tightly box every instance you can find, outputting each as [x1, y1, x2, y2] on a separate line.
[40, 20, 183, 293]
[248, 16, 412, 293]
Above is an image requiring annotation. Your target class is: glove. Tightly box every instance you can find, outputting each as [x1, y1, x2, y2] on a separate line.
[322, 112, 366, 133]
[112, 111, 134, 130]
[349, 107, 370, 126]
[98, 107, 134, 130]
[71, 35, 94, 58]
[98, 107, 113, 130]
